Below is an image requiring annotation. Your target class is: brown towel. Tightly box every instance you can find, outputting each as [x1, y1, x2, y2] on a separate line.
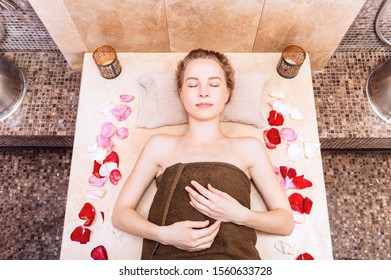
[141, 162, 261, 260]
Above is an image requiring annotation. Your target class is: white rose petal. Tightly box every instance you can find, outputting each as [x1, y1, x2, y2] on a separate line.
[99, 162, 118, 177]
[272, 100, 292, 115]
[93, 147, 107, 161]
[287, 143, 305, 161]
[99, 102, 116, 116]
[290, 107, 304, 120]
[305, 142, 321, 159]
[269, 91, 286, 99]
[86, 189, 107, 200]
[293, 211, 306, 224]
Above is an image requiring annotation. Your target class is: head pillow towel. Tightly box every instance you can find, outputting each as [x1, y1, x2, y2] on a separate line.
[137, 71, 268, 129]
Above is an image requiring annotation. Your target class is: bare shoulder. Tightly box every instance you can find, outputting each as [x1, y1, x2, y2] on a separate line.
[232, 136, 265, 152]
[144, 133, 180, 163]
[230, 136, 267, 165]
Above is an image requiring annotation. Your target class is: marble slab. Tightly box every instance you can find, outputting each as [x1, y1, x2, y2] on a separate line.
[60, 52, 333, 260]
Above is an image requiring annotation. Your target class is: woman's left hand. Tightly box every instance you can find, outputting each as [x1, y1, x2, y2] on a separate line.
[185, 180, 249, 223]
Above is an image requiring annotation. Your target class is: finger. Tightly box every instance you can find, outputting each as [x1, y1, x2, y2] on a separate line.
[207, 183, 225, 195]
[194, 220, 221, 239]
[184, 220, 210, 229]
[192, 222, 221, 249]
[190, 180, 214, 198]
[185, 186, 212, 207]
[189, 193, 211, 214]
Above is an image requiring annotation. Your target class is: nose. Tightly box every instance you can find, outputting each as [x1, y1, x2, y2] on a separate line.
[199, 85, 209, 98]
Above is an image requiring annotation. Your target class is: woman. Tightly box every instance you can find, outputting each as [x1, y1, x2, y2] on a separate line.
[112, 49, 294, 260]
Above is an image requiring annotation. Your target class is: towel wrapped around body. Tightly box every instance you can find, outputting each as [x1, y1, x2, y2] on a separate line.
[141, 162, 261, 260]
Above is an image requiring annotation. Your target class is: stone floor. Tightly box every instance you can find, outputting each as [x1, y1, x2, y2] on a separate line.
[0, 147, 389, 260]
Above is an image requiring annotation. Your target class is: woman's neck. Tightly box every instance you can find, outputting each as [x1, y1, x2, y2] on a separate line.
[184, 117, 225, 145]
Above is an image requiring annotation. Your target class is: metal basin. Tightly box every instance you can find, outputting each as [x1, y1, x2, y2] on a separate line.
[366, 58, 391, 124]
[0, 55, 26, 121]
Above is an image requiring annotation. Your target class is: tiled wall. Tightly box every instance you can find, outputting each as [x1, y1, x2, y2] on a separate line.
[0, 0, 58, 52]
[337, 0, 391, 52]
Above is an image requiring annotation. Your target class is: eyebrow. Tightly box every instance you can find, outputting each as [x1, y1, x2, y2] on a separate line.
[185, 76, 222, 81]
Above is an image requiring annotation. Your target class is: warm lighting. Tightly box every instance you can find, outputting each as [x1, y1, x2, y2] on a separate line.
[93, 45, 122, 79]
[277, 45, 306, 79]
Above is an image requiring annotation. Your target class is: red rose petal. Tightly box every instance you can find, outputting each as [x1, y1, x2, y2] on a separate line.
[263, 131, 277, 149]
[93, 160, 103, 178]
[78, 202, 96, 227]
[296, 253, 314, 260]
[103, 151, 119, 166]
[109, 169, 122, 185]
[91, 245, 108, 260]
[303, 197, 313, 214]
[288, 193, 305, 214]
[263, 129, 279, 149]
[266, 128, 281, 145]
[70, 225, 83, 241]
[280, 166, 288, 178]
[289, 193, 313, 214]
[280, 166, 297, 179]
[267, 110, 284, 126]
[70, 226, 91, 244]
[292, 175, 313, 189]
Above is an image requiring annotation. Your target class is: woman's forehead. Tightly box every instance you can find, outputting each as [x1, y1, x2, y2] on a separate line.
[184, 58, 224, 77]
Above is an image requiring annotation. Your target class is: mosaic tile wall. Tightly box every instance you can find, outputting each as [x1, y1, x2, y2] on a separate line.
[0, 0, 59, 52]
[321, 150, 391, 260]
[337, 0, 391, 52]
[0, 52, 81, 145]
[1, 148, 389, 259]
[312, 51, 391, 149]
[0, 148, 72, 259]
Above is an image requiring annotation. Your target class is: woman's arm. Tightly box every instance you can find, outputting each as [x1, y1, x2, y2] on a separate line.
[112, 134, 221, 251]
[244, 137, 294, 235]
[111, 134, 163, 241]
[186, 137, 294, 236]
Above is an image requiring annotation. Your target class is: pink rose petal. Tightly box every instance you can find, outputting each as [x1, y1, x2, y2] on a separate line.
[101, 122, 116, 138]
[96, 135, 113, 152]
[281, 176, 296, 190]
[112, 104, 131, 121]
[116, 127, 129, 140]
[88, 175, 108, 187]
[280, 128, 297, 142]
[120, 95, 135, 103]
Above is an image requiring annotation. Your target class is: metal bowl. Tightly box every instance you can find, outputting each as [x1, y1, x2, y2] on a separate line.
[366, 58, 391, 124]
[0, 55, 27, 121]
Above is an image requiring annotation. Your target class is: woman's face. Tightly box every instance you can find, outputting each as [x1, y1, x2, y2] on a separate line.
[179, 58, 230, 121]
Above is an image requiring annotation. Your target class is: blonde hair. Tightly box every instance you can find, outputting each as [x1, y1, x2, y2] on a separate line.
[175, 49, 235, 102]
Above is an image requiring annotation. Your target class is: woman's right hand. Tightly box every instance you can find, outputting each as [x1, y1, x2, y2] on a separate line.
[159, 220, 221, 252]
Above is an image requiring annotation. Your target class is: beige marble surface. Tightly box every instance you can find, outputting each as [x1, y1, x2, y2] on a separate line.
[60, 52, 333, 260]
[253, 0, 366, 70]
[30, 0, 365, 71]
[165, 0, 264, 52]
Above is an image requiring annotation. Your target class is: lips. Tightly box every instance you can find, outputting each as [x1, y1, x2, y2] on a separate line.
[196, 102, 213, 108]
